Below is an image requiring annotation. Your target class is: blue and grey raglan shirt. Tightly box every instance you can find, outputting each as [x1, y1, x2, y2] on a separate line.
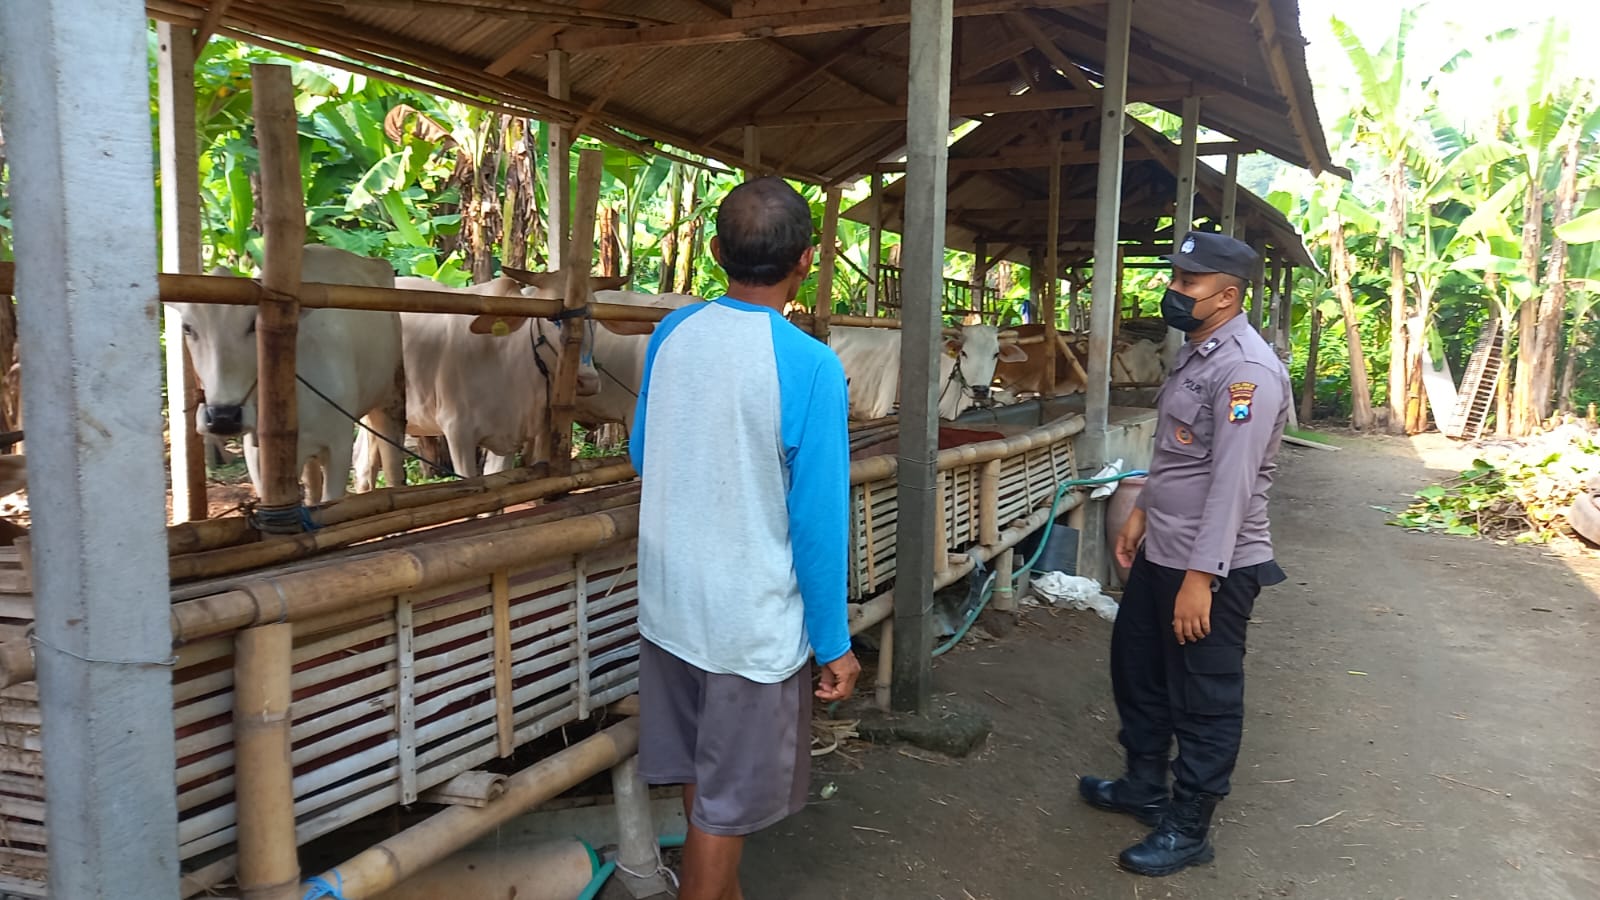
[630, 296, 852, 684]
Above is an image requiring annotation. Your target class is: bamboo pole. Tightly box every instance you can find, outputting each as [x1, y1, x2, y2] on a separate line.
[815, 186, 842, 341]
[168, 464, 637, 581]
[4, 263, 679, 326]
[874, 618, 893, 710]
[978, 458, 1000, 546]
[867, 171, 883, 317]
[301, 720, 639, 898]
[847, 412, 1085, 485]
[549, 150, 604, 476]
[170, 507, 638, 643]
[167, 455, 629, 556]
[233, 623, 298, 900]
[251, 64, 305, 530]
[992, 547, 1016, 612]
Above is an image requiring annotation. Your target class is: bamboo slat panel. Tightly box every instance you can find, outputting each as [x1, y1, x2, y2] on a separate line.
[848, 425, 1078, 600]
[0, 537, 644, 893]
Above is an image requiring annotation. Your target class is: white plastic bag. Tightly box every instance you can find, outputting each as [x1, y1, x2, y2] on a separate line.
[1088, 458, 1125, 500]
[1030, 571, 1119, 622]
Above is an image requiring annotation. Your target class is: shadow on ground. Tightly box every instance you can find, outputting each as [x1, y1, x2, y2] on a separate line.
[725, 432, 1600, 900]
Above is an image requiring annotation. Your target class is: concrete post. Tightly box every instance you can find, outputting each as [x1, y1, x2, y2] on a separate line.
[0, 1, 181, 895]
[610, 756, 670, 897]
[892, 0, 953, 714]
[743, 125, 761, 180]
[867, 171, 883, 316]
[1078, 0, 1131, 585]
[547, 50, 571, 270]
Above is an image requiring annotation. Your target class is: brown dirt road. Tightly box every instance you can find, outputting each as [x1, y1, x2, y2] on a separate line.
[736, 433, 1600, 900]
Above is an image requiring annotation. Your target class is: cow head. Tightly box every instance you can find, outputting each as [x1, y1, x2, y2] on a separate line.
[941, 324, 1028, 409]
[468, 270, 645, 397]
[168, 269, 274, 438]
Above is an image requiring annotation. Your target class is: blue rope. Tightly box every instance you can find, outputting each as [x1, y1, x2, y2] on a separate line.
[302, 871, 346, 900]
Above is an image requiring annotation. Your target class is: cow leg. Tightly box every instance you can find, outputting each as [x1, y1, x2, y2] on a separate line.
[302, 456, 325, 506]
[417, 435, 449, 479]
[350, 427, 378, 493]
[442, 421, 481, 479]
[364, 409, 408, 490]
[242, 433, 264, 500]
[321, 430, 355, 503]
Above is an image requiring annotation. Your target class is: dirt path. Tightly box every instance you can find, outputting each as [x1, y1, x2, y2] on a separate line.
[736, 433, 1600, 899]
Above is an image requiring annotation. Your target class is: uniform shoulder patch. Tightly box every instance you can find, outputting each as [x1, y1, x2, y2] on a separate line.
[1228, 381, 1256, 423]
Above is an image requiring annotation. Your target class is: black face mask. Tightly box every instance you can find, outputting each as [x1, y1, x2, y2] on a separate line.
[1161, 286, 1226, 333]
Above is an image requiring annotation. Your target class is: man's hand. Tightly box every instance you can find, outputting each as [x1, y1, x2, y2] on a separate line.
[1173, 571, 1213, 645]
[1115, 507, 1148, 572]
[815, 651, 862, 702]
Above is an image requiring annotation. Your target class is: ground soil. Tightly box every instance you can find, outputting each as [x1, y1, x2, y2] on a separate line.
[716, 432, 1600, 900]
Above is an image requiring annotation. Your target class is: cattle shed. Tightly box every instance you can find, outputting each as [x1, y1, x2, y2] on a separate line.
[0, 1, 1336, 897]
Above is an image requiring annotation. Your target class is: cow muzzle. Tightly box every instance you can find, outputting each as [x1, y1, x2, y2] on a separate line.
[970, 385, 993, 405]
[202, 404, 246, 436]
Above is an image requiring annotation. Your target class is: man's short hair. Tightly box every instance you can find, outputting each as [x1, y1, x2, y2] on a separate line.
[715, 177, 814, 286]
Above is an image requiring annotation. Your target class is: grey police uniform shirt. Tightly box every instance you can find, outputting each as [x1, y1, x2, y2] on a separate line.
[1136, 313, 1291, 576]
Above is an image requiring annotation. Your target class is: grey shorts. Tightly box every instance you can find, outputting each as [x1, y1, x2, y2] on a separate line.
[636, 639, 812, 836]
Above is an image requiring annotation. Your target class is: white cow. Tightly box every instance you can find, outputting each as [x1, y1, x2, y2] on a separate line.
[353, 271, 639, 484]
[167, 244, 407, 503]
[828, 324, 1028, 420]
[571, 289, 701, 431]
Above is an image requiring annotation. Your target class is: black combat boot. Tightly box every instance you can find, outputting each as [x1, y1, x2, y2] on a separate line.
[1116, 788, 1220, 877]
[1077, 754, 1170, 827]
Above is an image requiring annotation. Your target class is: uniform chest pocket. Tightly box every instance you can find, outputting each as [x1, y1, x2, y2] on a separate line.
[1158, 389, 1212, 459]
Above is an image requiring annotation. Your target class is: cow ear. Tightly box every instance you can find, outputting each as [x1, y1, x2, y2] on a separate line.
[999, 343, 1029, 363]
[591, 275, 630, 292]
[598, 319, 656, 336]
[469, 315, 529, 336]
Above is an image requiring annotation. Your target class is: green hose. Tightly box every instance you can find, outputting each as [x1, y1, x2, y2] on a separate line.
[576, 833, 688, 900]
[930, 469, 1146, 657]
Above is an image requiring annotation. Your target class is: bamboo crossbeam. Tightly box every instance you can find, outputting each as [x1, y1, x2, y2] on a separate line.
[301, 720, 638, 898]
[848, 413, 1085, 483]
[169, 463, 637, 581]
[0, 263, 674, 323]
[167, 455, 628, 556]
[169, 506, 639, 643]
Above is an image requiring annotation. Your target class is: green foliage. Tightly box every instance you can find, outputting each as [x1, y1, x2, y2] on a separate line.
[1392, 434, 1600, 542]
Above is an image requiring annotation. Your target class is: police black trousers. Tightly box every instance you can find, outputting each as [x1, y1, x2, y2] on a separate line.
[1111, 551, 1273, 797]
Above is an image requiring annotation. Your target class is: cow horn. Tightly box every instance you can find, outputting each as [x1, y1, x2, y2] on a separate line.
[940, 326, 963, 340]
[997, 329, 1019, 343]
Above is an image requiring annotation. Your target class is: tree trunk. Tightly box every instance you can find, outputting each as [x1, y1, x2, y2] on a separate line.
[1300, 298, 1322, 424]
[674, 172, 701, 295]
[1404, 284, 1430, 434]
[659, 164, 682, 293]
[1385, 156, 1409, 434]
[1493, 288, 1513, 436]
[1529, 117, 1583, 424]
[455, 115, 505, 284]
[598, 204, 623, 278]
[501, 116, 541, 270]
[1331, 217, 1377, 431]
[1512, 175, 1546, 435]
[1558, 305, 1590, 412]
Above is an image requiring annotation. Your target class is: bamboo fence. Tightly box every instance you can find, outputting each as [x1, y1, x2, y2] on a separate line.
[0, 411, 1086, 896]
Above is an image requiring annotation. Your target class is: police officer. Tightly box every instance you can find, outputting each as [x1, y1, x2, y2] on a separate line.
[1079, 231, 1290, 877]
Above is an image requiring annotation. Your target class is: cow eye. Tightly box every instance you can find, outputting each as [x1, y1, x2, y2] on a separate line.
[246, 319, 256, 336]
[181, 323, 195, 337]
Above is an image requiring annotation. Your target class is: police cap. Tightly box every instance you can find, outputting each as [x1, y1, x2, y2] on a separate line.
[1164, 231, 1259, 283]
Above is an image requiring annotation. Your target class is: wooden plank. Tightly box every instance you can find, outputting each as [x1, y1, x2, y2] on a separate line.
[574, 555, 591, 720]
[534, 0, 1092, 53]
[753, 84, 1197, 128]
[398, 592, 419, 800]
[492, 569, 515, 757]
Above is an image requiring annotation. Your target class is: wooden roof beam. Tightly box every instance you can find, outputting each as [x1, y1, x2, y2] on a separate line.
[1250, 0, 1323, 175]
[754, 82, 1203, 127]
[530, 0, 1098, 54]
[694, 29, 885, 144]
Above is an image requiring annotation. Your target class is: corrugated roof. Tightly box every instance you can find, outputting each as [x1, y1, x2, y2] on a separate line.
[148, 0, 1342, 183]
[841, 113, 1315, 271]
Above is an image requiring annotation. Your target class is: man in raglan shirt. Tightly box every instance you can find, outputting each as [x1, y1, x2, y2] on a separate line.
[630, 176, 861, 900]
